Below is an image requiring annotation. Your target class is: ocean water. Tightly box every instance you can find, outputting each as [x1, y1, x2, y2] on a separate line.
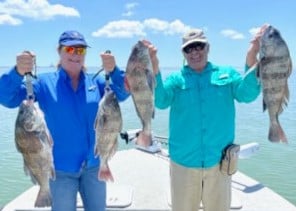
[0, 67, 295, 207]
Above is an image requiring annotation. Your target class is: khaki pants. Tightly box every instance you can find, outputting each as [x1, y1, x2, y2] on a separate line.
[170, 161, 231, 211]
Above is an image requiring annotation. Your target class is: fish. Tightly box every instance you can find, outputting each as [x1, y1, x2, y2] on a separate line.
[15, 99, 55, 207]
[258, 25, 292, 143]
[125, 40, 155, 147]
[94, 88, 122, 182]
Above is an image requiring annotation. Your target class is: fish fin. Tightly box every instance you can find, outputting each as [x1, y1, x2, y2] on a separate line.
[98, 163, 114, 182]
[44, 128, 54, 147]
[110, 138, 119, 157]
[48, 130, 54, 146]
[34, 188, 51, 207]
[278, 84, 290, 114]
[28, 172, 38, 185]
[99, 114, 108, 128]
[50, 166, 56, 181]
[284, 83, 290, 106]
[287, 58, 292, 77]
[23, 160, 38, 184]
[124, 77, 131, 92]
[146, 69, 155, 119]
[136, 131, 152, 147]
[146, 69, 155, 93]
[94, 116, 98, 131]
[263, 100, 267, 112]
[94, 143, 100, 158]
[256, 66, 260, 78]
[268, 121, 288, 143]
[255, 62, 261, 78]
[258, 57, 269, 79]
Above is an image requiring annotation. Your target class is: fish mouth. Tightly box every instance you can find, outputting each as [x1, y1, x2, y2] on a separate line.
[23, 99, 34, 106]
[24, 121, 35, 131]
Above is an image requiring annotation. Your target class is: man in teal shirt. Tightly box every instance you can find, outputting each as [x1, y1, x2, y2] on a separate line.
[147, 25, 266, 211]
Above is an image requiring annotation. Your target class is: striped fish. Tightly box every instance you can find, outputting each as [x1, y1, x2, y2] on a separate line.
[15, 99, 55, 207]
[94, 88, 122, 182]
[258, 25, 292, 143]
[125, 40, 155, 147]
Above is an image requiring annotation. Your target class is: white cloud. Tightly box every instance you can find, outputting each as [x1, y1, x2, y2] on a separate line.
[143, 18, 168, 31]
[221, 29, 245, 40]
[122, 2, 138, 17]
[0, 0, 79, 24]
[249, 27, 261, 37]
[143, 19, 191, 35]
[168, 19, 192, 34]
[92, 18, 191, 38]
[126, 2, 139, 10]
[0, 13, 22, 25]
[92, 20, 146, 38]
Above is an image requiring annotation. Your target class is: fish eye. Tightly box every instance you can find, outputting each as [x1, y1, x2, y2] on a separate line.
[273, 31, 280, 37]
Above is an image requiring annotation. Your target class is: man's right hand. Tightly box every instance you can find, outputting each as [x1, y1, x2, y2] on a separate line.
[16, 51, 35, 75]
[141, 40, 159, 75]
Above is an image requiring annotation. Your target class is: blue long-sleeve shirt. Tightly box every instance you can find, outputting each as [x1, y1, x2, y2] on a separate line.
[155, 62, 261, 168]
[0, 66, 129, 172]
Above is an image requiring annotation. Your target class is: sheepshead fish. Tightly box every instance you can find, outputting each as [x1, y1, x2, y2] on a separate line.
[94, 88, 122, 182]
[15, 99, 55, 207]
[258, 25, 292, 143]
[125, 40, 155, 147]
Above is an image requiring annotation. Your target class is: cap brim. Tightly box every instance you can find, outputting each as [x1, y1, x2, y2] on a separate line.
[60, 40, 89, 47]
[181, 38, 207, 49]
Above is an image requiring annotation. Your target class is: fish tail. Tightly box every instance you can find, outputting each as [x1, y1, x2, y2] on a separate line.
[34, 187, 51, 207]
[136, 131, 152, 147]
[269, 121, 288, 143]
[98, 163, 114, 182]
[124, 77, 130, 92]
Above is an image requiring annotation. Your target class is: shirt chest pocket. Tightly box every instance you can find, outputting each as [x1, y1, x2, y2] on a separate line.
[211, 72, 233, 85]
[86, 85, 101, 103]
[175, 82, 200, 106]
[210, 72, 234, 99]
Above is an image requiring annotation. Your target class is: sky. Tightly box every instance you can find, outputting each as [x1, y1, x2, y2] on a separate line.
[0, 0, 295, 71]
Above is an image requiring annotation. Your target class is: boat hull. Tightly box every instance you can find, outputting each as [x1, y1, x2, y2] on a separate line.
[2, 149, 296, 210]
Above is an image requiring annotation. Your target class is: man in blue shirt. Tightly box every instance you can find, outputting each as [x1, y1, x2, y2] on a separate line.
[0, 30, 129, 211]
[146, 25, 267, 211]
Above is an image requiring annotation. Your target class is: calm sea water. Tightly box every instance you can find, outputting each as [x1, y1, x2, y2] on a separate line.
[0, 67, 295, 207]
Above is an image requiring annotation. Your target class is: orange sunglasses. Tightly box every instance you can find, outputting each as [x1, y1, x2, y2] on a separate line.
[62, 46, 87, 55]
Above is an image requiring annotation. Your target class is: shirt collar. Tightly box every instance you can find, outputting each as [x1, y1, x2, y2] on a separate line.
[58, 66, 85, 81]
[182, 62, 220, 75]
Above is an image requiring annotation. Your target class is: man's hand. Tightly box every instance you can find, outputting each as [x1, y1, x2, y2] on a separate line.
[142, 40, 159, 75]
[100, 51, 115, 73]
[16, 51, 35, 75]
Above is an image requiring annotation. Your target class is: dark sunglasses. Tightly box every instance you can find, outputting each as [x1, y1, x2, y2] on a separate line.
[183, 42, 207, 54]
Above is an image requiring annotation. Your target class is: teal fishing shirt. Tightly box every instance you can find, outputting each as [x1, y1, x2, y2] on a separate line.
[0, 67, 129, 173]
[155, 62, 260, 168]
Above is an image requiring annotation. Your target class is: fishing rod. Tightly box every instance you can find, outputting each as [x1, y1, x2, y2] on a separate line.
[120, 128, 260, 159]
[92, 50, 111, 83]
[89, 50, 112, 92]
[23, 51, 37, 100]
[120, 129, 169, 146]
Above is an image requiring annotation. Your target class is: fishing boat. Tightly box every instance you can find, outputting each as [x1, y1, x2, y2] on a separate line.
[2, 130, 296, 211]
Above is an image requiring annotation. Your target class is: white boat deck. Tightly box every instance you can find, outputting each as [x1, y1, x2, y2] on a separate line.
[2, 149, 296, 211]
